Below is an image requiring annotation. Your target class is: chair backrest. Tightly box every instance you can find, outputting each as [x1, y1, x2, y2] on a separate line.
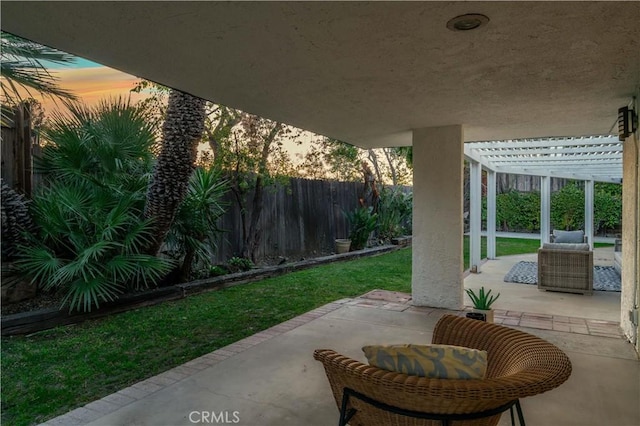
[551, 229, 588, 244]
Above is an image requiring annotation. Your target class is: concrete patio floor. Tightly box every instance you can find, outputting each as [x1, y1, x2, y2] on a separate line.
[43, 248, 639, 426]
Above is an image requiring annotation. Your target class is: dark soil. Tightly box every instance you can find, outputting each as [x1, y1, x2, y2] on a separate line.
[1, 291, 65, 317]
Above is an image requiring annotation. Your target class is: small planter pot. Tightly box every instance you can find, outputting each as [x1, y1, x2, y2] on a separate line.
[335, 239, 351, 254]
[466, 309, 494, 323]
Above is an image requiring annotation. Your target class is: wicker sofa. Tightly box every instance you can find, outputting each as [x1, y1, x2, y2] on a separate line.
[538, 231, 593, 295]
[314, 314, 572, 426]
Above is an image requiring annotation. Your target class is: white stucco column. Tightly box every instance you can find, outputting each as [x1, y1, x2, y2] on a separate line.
[620, 97, 639, 350]
[540, 176, 551, 246]
[584, 180, 594, 248]
[412, 125, 464, 309]
[486, 170, 497, 259]
[469, 160, 482, 272]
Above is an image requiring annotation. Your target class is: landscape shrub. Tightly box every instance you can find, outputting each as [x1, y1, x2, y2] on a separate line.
[376, 187, 412, 242]
[227, 256, 254, 273]
[163, 166, 229, 280]
[551, 182, 584, 230]
[487, 181, 621, 234]
[594, 183, 622, 234]
[495, 190, 540, 232]
[17, 100, 171, 312]
[346, 206, 378, 250]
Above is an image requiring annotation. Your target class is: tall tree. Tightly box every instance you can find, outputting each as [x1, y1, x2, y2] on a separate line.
[298, 138, 413, 186]
[298, 137, 362, 181]
[144, 90, 207, 255]
[207, 111, 299, 262]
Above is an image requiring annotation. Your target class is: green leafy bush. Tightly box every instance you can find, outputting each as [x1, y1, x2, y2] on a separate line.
[376, 187, 412, 242]
[164, 166, 229, 280]
[551, 182, 584, 230]
[489, 181, 621, 234]
[227, 256, 254, 273]
[17, 99, 172, 312]
[495, 190, 540, 232]
[594, 183, 622, 234]
[208, 265, 229, 277]
[346, 206, 378, 250]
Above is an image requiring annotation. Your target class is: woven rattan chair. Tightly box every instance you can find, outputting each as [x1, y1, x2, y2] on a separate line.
[537, 246, 594, 295]
[314, 314, 572, 426]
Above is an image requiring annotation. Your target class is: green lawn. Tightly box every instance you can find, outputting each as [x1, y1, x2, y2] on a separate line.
[0, 236, 604, 425]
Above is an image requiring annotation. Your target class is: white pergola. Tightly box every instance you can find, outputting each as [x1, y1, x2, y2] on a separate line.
[464, 135, 623, 272]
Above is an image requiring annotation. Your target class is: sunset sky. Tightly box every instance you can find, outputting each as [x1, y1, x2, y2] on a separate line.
[37, 54, 316, 162]
[39, 58, 148, 113]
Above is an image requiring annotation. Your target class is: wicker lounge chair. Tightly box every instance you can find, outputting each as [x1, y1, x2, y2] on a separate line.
[537, 243, 593, 295]
[314, 314, 572, 426]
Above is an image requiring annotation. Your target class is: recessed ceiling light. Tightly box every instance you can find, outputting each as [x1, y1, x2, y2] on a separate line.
[446, 14, 490, 31]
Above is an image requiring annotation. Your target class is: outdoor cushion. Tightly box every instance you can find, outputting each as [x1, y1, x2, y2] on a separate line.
[362, 343, 487, 379]
[553, 230, 585, 243]
[542, 243, 590, 251]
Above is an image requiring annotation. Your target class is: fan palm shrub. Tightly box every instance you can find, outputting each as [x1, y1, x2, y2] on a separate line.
[1, 31, 77, 124]
[17, 99, 172, 312]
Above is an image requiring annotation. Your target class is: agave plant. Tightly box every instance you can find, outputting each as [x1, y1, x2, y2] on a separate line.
[465, 286, 500, 310]
[16, 98, 172, 312]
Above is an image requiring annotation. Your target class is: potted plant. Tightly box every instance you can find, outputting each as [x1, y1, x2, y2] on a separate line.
[465, 286, 500, 322]
[335, 238, 351, 254]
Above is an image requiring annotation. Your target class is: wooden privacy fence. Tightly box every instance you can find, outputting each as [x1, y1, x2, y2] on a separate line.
[211, 178, 374, 264]
[1, 104, 40, 195]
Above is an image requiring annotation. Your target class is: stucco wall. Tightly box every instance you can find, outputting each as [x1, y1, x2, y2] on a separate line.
[620, 94, 640, 353]
[411, 126, 464, 309]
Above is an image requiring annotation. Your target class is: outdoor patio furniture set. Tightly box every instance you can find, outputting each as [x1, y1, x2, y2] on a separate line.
[312, 230, 587, 425]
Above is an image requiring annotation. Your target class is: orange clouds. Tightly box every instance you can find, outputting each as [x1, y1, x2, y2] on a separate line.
[38, 66, 147, 114]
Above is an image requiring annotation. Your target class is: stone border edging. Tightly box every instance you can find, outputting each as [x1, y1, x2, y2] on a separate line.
[2, 245, 400, 336]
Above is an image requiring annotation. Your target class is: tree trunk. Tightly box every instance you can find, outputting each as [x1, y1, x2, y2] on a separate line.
[241, 122, 282, 262]
[145, 90, 206, 255]
[383, 148, 399, 186]
[243, 174, 264, 262]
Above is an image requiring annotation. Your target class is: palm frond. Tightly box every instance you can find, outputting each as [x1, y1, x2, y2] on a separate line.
[1, 31, 77, 109]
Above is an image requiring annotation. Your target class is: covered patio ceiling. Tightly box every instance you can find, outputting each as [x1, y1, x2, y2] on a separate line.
[464, 136, 623, 183]
[2, 1, 639, 147]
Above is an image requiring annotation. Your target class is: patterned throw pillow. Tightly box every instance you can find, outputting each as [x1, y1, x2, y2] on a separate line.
[362, 344, 487, 379]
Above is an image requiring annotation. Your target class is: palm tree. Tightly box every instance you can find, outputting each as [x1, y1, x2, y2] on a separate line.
[144, 89, 207, 255]
[1, 32, 77, 121]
